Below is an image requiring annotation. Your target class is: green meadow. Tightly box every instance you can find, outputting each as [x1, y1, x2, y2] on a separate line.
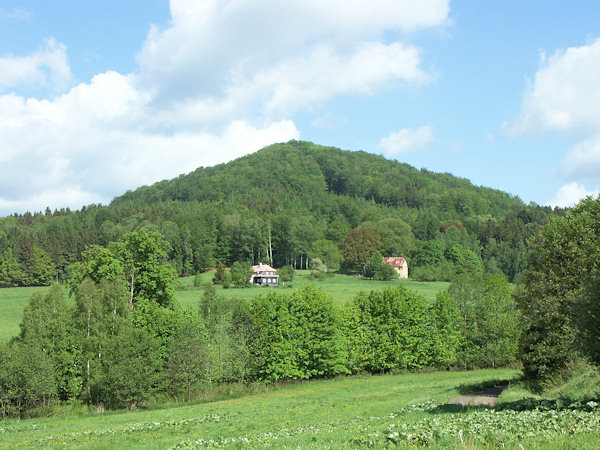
[0, 285, 49, 342]
[176, 270, 449, 307]
[2, 368, 599, 448]
[0, 369, 511, 448]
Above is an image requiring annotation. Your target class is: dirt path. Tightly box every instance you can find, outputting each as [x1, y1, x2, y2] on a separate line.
[450, 385, 507, 407]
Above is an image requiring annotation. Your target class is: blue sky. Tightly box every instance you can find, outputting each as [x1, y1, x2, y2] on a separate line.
[1, 0, 599, 215]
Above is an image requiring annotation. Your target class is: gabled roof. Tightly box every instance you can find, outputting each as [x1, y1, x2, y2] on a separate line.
[252, 263, 277, 274]
[383, 257, 406, 268]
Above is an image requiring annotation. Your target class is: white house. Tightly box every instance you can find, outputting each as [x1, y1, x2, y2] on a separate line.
[250, 263, 279, 286]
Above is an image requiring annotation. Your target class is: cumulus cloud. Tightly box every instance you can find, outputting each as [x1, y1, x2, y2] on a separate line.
[504, 39, 600, 138]
[0, 38, 72, 92]
[505, 38, 600, 184]
[378, 126, 433, 155]
[137, 0, 447, 115]
[0, 0, 448, 214]
[0, 71, 299, 214]
[548, 182, 599, 208]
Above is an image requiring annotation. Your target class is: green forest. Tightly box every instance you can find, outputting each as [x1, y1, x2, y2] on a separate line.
[0, 140, 559, 287]
[1, 140, 599, 433]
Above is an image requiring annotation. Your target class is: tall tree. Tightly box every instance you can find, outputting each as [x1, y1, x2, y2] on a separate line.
[341, 227, 382, 272]
[516, 196, 600, 383]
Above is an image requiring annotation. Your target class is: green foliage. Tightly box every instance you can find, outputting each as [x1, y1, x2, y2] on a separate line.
[229, 261, 252, 288]
[517, 196, 600, 383]
[210, 263, 230, 287]
[0, 141, 554, 286]
[28, 246, 56, 286]
[375, 262, 398, 281]
[94, 325, 163, 409]
[249, 286, 346, 381]
[311, 239, 342, 270]
[68, 228, 177, 308]
[358, 218, 416, 256]
[309, 258, 327, 281]
[166, 307, 208, 401]
[448, 274, 521, 369]
[19, 284, 83, 402]
[411, 240, 483, 281]
[277, 265, 295, 282]
[346, 287, 433, 372]
[341, 227, 382, 273]
[0, 249, 25, 287]
[429, 291, 462, 367]
[364, 251, 383, 279]
[0, 340, 57, 418]
[73, 278, 129, 401]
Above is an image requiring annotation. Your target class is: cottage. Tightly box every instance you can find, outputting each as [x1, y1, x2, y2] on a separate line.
[250, 262, 279, 286]
[383, 257, 408, 279]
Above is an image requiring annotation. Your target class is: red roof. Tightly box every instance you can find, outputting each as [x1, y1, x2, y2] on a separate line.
[383, 257, 406, 268]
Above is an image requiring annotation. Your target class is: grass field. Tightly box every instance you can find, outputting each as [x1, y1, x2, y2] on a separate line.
[176, 270, 449, 308]
[0, 369, 516, 448]
[2, 368, 599, 448]
[0, 285, 49, 342]
[0, 272, 447, 342]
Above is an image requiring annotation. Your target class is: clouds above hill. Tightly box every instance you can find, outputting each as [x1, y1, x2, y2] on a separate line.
[505, 38, 600, 207]
[0, 0, 449, 215]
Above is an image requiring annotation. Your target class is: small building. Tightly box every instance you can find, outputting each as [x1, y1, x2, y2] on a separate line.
[383, 257, 408, 279]
[250, 262, 279, 286]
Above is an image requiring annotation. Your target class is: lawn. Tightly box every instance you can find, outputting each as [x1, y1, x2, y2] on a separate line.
[0, 272, 448, 342]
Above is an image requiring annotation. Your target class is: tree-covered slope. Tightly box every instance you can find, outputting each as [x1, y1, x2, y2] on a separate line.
[0, 140, 557, 285]
[115, 140, 524, 219]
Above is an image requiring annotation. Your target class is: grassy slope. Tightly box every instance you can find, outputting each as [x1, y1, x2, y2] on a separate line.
[0, 286, 49, 342]
[0, 369, 518, 448]
[3, 368, 598, 448]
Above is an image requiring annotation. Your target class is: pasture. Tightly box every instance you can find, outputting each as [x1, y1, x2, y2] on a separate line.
[0, 369, 515, 448]
[1, 368, 599, 448]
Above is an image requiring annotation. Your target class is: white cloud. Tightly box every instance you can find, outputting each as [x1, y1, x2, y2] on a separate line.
[505, 38, 600, 187]
[0, 72, 299, 214]
[505, 39, 600, 138]
[548, 182, 599, 208]
[378, 126, 433, 155]
[561, 139, 600, 178]
[0, 7, 31, 21]
[0, 38, 72, 92]
[0, 0, 448, 214]
[137, 0, 447, 115]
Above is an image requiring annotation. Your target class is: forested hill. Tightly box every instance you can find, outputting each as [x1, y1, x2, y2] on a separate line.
[0, 140, 558, 286]
[115, 140, 523, 218]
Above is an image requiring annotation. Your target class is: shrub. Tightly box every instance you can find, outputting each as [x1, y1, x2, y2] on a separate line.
[375, 262, 397, 280]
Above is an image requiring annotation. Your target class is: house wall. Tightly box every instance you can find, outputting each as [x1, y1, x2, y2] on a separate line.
[395, 264, 408, 279]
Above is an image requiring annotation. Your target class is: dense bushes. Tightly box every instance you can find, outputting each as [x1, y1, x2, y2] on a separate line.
[249, 286, 346, 380]
[0, 275, 524, 418]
